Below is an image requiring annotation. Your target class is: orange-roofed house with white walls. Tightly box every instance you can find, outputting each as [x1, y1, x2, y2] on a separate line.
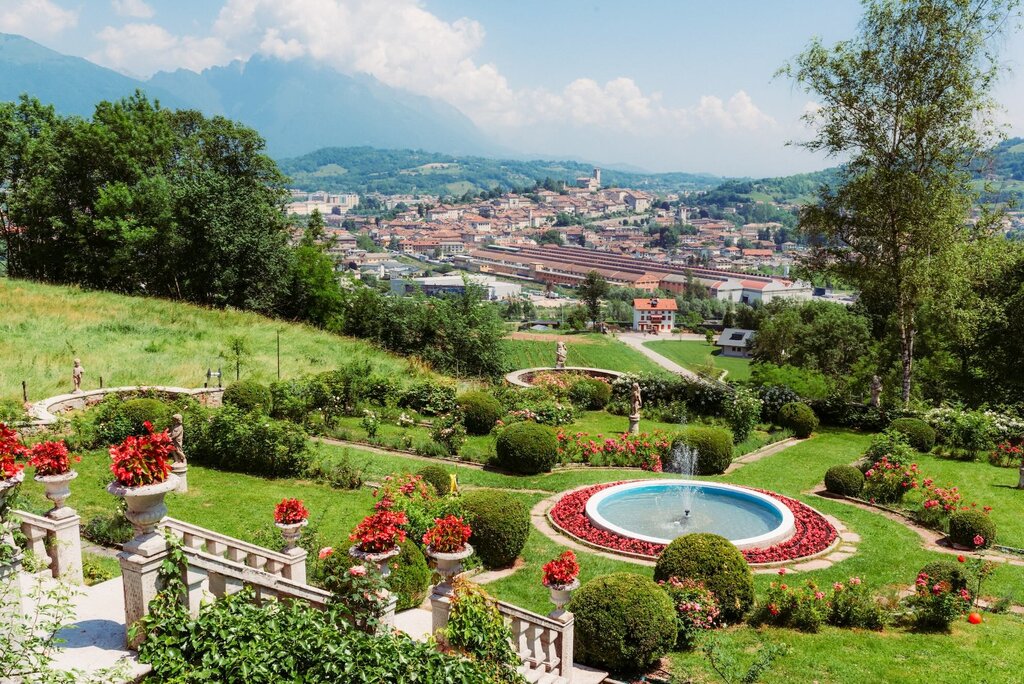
[632, 297, 678, 334]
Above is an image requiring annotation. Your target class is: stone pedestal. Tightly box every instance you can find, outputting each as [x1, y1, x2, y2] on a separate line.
[628, 414, 640, 435]
[49, 513, 83, 585]
[282, 547, 307, 584]
[381, 591, 398, 630]
[118, 535, 170, 648]
[427, 544, 473, 634]
[36, 471, 77, 517]
[1018, 466, 1024, 489]
[171, 462, 188, 493]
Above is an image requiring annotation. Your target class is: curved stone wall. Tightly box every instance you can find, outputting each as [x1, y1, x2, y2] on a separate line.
[26, 386, 224, 428]
[504, 366, 627, 388]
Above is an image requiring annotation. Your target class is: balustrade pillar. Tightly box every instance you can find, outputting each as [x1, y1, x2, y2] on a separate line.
[118, 533, 170, 648]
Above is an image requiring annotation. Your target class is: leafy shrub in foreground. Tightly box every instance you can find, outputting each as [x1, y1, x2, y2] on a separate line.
[456, 391, 502, 436]
[672, 426, 734, 475]
[417, 464, 453, 496]
[493, 422, 557, 474]
[189, 406, 309, 477]
[824, 464, 865, 497]
[460, 490, 530, 569]
[223, 379, 273, 415]
[653, 533, 754, 623]
[863, 429, 916, 467]
[918, 560, 969, 593]
[778, 402, 818, 439]
[568, 378, 611, 410]
[948, 509, 996, 550]
[888, 417, 936, 453]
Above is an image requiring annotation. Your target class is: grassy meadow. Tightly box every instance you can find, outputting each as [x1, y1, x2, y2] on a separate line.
[0, 279, 429, 403]
[644, 339, 753, 381]
[503, 332, 667, 375]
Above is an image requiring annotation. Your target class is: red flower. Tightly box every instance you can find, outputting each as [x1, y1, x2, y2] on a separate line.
[422, 515, 472, 553]
[350, 510, 408, 553]
[28, 440, 79, 477]
[108, 423, 174, 487]
[0, 423, 27, 479]
[542, 550, 580, 587]
[318, 547, 334, 559]
[274, 498, 309, 524]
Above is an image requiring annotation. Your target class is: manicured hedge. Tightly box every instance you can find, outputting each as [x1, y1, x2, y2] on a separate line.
[569, 378, 612, 410]
[455, 391, 502, 436]
[672, 426, 734, 475]
[493, 422, 558, 474]
[189, 406, 309, 477]
[779, 402, 819, 439]
[90, 396, 175, 446]
[568, 573, 677, 674]
[824, 464, 865, 497]
[888, 417, 936, 453]
[460, 490, 530, 569]
[417, 464, 452, 497]
[948, 510, 996, 550]
[223, 380, 273, 415]
[653, 533, 754, 623]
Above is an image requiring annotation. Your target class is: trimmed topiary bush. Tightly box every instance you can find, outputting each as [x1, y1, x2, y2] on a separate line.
[456, 391, 502, 436]
[569, 378, 612, 410]
[388, 540, 431, 611]
[948, 509, 996, 550]
[493, 422, 558, 474]
[672, 426, 734, 475]
[417, 464, 452, 497]
[919, 560, 969, 593]
[91, 396, 175, 446]
[778, 402, 819, 439]
[188, 406, 309, 477]
[223, 380, 273, 415]
[568, 573, 677, 674]
[889, 417, 936, 453]
[653, 533, 754, 623]
[824, 464, 865, 497]
[460, 490, 530, 569]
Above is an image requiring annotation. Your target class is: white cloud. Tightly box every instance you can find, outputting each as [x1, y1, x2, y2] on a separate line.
[0, 0, 77, 39]
[92, 23, 230, 75]
[111, 0, 153, 19]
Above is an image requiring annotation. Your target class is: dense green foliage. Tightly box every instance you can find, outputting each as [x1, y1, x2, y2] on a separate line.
[778, 402, 819, 439]
[442, 581, 525, 684]
[888, 418, 936, 453]
[457, 391, 503, 436]
[568, 573, 677, 674]
[919, 560, 970, 593]
[188, 406, 309, 477]
[568, 378, 612, 410]
[824, 464, 865, 496]
[673, 426, 735, 475]
[223, 380, 273, 415]
[653, 533, 755, 623]
[863, 429, 917, 467]
[948, 510, 996, 549]
[417, 465, 453, 497]
[460, 491, 530, 569]
[493, 423, 558, 474]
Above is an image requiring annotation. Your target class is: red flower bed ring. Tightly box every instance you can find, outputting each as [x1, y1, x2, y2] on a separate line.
[549, 481, 838, 564]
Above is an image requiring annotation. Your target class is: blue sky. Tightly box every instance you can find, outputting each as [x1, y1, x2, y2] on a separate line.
[5, 0, 1024, 176]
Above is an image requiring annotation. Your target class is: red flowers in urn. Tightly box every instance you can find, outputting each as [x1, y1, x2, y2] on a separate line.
[274, 498, 309, 525]
[0, 423, 26, 479]
[108, 421, 175, 487]
[422, 515, 472, 553]
[350, 509, 408, 553]
[28, 440, 79, 477]
[542, 550, 580, 588]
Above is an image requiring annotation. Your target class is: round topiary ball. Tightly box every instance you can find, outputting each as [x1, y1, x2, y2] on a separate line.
[888, 417, 936, 453]
[672, 426, 734, 475]
[569, 378, 612, 410]
[223, 379, 273, 415]
[919, 560, 970, 593]
[653, 533, 754, 623]
[778, 402, 819, 439]
[568, 573, 677, 674]
[824, 464, 865, 497]
[456, 391, 503, 436]
[416, 465, 452, 497]
[460, 490, 530, 569]
[493, 422, 558, 474]
[948, 509, 996, 550]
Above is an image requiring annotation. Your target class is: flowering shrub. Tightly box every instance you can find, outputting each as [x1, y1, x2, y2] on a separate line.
[397, 412, 416, 428]
[989, 441, 1023, 468]
[556, 430, 670, 471]
[429, 413, 466, 456]
[863, 456, 919, 504]
[923, 406, 996, 458]
[0, 423, 26, 479]
[549, 482, 837, 563]
[504, 400, 576, 427]
[541, 550, 580, 587]
[754, 579, 830, 632]
[422, 515, 472, 553]
[28, 440, 79, 477]
[273, 498, 309, 525]
[109, 421, 175, 487]
[725, 388, 762, 443]
[350, 509, 408, 553]
[661, 577, 720, 648]
[983, 410, 1024, 444]
[373, 472, 464, 546]
[863, 429, 916, 467]
[828, 576, 884, 629]
[360, 410, 380, 439]
[907, 571, 970, 631]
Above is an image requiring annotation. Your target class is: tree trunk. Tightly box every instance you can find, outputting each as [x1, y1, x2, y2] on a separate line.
[899, 312, 915, 407]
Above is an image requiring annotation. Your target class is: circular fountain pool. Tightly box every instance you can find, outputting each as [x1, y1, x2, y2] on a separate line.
[584, 480, 795, 549]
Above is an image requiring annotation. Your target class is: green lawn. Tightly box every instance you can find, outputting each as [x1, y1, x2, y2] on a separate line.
[502, 333, 668, 374]
[0, 279, 429, 404]
[644, 339, 752, 381]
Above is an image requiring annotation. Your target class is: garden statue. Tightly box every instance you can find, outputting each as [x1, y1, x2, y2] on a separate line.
[628, 381, 642, 435]
[170, 413, 188, 493]
[555, 341, 567, 369]
[72, 358, 84, 393]
[869, 375, 882, 407]
[1019, 463, 1024, 490]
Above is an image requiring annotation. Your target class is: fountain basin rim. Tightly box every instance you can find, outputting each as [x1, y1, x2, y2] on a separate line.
[584, 479, 796, 550]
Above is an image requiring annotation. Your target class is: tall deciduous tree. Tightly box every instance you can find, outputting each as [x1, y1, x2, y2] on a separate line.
[578, 270, 609, 328]
[782, 0, 1017, 404]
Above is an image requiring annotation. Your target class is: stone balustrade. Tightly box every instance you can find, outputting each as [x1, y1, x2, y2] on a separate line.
[498, 600, 575, 683]
[13, 508, 83, 585]
[162, 517, 307, 583]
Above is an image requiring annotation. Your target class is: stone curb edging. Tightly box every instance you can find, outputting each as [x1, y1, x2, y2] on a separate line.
[503, 366, 628, 388]
[24, 385, 223, 429]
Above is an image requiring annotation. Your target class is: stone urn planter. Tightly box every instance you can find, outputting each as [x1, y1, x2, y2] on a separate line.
[349, 544, 401, 578]
[275, 519, 308, 551]
[0, 471, 24, 510]
[107, 474, 180, 538]
[426, 544, 473, 596]
[544, 578, 580, 612]
[35, 470, 77, 518]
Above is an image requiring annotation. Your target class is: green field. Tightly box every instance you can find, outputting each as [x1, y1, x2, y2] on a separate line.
[503, 333, 668, 374]
[644, 339, 753, 381]
[0, 279, 429, 403]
